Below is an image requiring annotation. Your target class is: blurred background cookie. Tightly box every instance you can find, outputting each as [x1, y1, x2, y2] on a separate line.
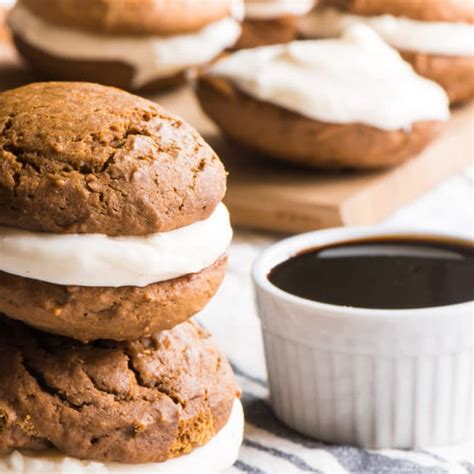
[0, 7, 5, 41]
[0, 316, 242, 469]
[234, 0, 315, 49]
[0, 82, 232, 341]
[0, 4, 9, 43]
[197, 26, 450, 169]
[300, 0, 474, 104]
[6, 0, 243, 92]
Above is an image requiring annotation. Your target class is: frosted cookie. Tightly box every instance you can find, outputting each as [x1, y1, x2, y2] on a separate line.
[7, 0, 243, 92]
[300, 0, 474, 103]
[197, 26, 450, 169]
[235, 0, 315, 48]
[0, 82, 232, 341]
[0, 316, 243, 470]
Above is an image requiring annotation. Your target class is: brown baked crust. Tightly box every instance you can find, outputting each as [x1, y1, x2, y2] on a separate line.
[233, 16, 297, 49]
[0, 255, 227, 342]
[13, 34, 186, 93]
[320, 0, 474, 23]
[401, 51, 474, 105]
[18, 0, 235, 36]
[197, 76, 444, 169]
[0, 82, 226, 235]
[0, 316, 238, 464]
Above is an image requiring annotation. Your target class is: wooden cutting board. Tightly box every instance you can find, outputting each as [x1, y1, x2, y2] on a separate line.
[1, 34, 472, 234]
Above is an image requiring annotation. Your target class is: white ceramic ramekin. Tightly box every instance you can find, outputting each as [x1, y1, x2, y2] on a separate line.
[252, 227, 473, 449]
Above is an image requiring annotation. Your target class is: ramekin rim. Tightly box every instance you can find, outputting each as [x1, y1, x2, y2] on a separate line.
[252, 226, 474, 320]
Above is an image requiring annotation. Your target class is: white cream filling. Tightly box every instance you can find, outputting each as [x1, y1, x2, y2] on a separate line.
[245, 0, 315, 20]
[206, 25, 450, 131]
[7, 4, 242, 87]
[299, 8, 474, 57]
[0, 399, 244, 474]
[0, 203, 232, 288]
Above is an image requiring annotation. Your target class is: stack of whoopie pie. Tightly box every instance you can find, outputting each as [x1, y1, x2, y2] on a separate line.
[6, 0, 243, 92]
[0, 82, 243, 472]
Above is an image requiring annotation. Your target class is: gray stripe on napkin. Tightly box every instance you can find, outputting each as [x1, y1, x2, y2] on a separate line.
[240, 392, 450, 474]
[330, 448, 449, 474]
[243, 438, 323, 473]
[234, 460, 266, 473]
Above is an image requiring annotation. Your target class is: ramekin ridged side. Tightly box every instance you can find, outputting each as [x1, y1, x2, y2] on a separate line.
[252, 227, 473, 449]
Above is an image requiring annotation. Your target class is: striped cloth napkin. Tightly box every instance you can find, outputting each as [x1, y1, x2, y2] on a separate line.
[227, 365, 473, 474]
[198, 231, 473, 474]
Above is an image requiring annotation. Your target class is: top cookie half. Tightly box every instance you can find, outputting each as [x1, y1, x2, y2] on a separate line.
[19, 0, 237, 35]
[321, 0, 474, 23]
[0, 82, 226, 235]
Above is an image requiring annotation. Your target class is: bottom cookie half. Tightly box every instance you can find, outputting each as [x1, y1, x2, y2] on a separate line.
[197, 76, 444, 169]
[13, 34, 186, 93]
[0, 256, 227, 342]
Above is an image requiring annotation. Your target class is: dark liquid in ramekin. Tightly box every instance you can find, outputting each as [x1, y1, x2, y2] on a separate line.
[268, 236, 474, 309]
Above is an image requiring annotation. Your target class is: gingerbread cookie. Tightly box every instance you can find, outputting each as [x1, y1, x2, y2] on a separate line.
[0, 82, 232, 340]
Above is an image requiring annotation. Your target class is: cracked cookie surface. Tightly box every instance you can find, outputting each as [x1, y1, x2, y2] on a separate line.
[0, 316, 237, 464]
[0, 82, 226, 235]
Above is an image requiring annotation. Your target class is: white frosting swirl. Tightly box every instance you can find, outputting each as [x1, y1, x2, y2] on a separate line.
[0, 203, 232, 288]
[0, 399, 244, 474]
[245, 0, 315, 20]
[299, 8, 474, 57]
[7, 4, 242, 87]
[206, 25, 450, 130]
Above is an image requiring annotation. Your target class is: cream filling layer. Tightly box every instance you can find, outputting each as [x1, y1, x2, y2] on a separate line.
[207, 25, 450, 131]
[7, 5, 242, 87]
[0, 203, 232, 288]
[245, 0, 315, 20]
[0, 399, 244, 474]
[299, 8, 474, 57]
